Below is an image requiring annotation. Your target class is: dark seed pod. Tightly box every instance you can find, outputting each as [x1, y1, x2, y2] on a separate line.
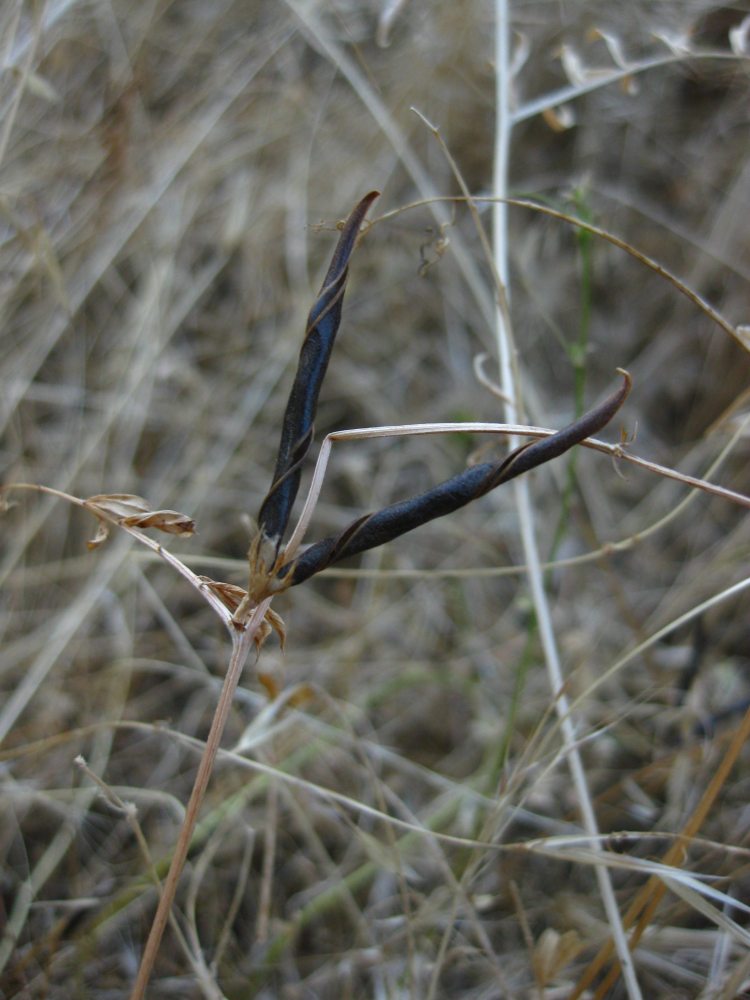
[279, 371, 632, 586]
[256, 191, 379, 552]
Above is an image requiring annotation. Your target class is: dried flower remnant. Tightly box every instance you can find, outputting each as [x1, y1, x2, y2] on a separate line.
[84, 493, 196, 548]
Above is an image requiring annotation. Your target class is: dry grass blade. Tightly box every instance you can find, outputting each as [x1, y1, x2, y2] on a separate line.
[571, 700, 750, 999]
[2, 3, 750, 998]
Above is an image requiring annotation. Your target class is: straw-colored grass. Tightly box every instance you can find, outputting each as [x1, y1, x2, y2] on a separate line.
[2, 2, 750, 997]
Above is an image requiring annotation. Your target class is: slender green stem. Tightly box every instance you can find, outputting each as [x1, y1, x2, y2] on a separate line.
[547, 188, 594, 571]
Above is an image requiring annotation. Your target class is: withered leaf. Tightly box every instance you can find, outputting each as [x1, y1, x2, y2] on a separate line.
[264, 607, 287, 650]
[120, 510, 196, 536]
[199, 577, 287, 650]
[86, 520, 111, 550]
[257, 671, 281, 700]
[199, 577, 248, 613]
[86, 494, 151, 518]
[252, 613, 286, 652]
[86, 495, 195, 536]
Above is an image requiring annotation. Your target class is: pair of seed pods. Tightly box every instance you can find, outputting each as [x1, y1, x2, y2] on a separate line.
[253, 192, 630, 592]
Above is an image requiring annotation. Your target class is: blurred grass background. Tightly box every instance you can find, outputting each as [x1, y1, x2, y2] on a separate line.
[1, 1, 750, 997]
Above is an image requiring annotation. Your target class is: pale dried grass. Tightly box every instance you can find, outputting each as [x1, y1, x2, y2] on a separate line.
[1, 1, 750, 997]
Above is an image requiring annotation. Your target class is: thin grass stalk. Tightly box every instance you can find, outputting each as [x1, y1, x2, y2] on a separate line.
[129, 601, 271, 1000]
[572, 698, 750, 999]
[492, 2, 640, 995]
[547, 191, 594, 567]
[565, 576, 750, 723]
[376, 194, 742, 351]
[283, 0, 496, 333]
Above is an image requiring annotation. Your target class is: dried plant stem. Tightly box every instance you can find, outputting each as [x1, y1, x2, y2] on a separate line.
[491, 3, 640, 996]
[410, 25, 745, 992]
[375, 195, 742, 351]
[256, 776, 279, 943]
[129, 600, 271, 1000]
[0, 481, 272, 994]
[566, 575, 750, 725]
[0, 4, 40, 170]
[0, 484, 232, 624]
[503, 198, 743, 351]
[284, 0, 495, 330]
[572, 698, 750, 999]
[287, 424, 750, 558]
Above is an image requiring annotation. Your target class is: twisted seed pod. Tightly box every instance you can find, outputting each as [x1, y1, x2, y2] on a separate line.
[256, 191, 379, 551]
[280, 370, 632, 586]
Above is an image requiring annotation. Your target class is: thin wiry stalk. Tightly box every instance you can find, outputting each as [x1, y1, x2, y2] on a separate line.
[571, 692, 750, 999]
[513, 45, 747, 125]
[492, 2, 640, 995]
[283, 0, 496, 332]
[282, 416, 750, 565]
[502, 198, 744, 351]
[565, 575, 750, 722]
[129, 603, 270, 1000]
[0, 481, 267, 994]
[374, 194, 743, 351]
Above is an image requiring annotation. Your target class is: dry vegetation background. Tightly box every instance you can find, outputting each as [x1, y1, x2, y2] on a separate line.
[2, 1, 750, 998]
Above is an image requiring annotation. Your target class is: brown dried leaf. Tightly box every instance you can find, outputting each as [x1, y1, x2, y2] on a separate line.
[199, 577, 248, 613]
[248, 610, 287, 653]
[120, 510, 196, 536]
[265, 607, 287, 650]
[87, 494, 195, 536]
[86, 493, 151, 518]
[86, 520, 110, 550]
[200, 578, 286, 650]
[245, 606, 286, 652]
